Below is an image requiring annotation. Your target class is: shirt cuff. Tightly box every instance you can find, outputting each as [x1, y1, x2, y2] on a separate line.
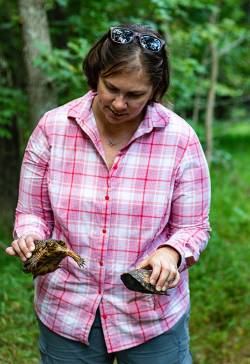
[13, 227, 45, 240]
[13, 213, 52, 240]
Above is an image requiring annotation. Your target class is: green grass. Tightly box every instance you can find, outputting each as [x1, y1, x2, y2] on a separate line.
[189, 121, 250, 364]
[0, 253, 39, 363]
[0, 121, 250, 363]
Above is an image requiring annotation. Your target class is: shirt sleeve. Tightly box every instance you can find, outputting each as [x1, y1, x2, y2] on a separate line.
[160, 131, 211, 272]
[13, 114, 54, 239]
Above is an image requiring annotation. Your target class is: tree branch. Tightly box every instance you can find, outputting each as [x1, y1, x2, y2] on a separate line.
[219, 34, 247, 57]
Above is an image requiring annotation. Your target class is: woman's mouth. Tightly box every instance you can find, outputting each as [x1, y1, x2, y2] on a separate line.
[108, 107, 127, 117]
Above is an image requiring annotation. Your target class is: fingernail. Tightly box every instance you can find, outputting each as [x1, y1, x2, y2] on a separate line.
[30, 246, 35, 251]
[162, 285, 167, 291]
[26, 252, 32, 258]
[156, 286, 161, 291]
[150, 279, 155, 285]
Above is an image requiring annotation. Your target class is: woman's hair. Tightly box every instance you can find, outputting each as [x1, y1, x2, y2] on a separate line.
[83, 24, 170, 103]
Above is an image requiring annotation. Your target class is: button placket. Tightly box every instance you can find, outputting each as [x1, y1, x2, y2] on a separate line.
[97, 177, 112, 295]
[101, 175, 112, 238]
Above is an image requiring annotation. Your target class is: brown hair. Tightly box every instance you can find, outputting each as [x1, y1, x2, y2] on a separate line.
[83, 24, 170, 103]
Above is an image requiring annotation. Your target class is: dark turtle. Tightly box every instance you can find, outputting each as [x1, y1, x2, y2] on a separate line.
[121, 268, 168, 295]
[23, 239, 85, 278]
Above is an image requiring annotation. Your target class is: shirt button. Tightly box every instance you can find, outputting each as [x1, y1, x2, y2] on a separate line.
[105, 195, 109, 200]
[102, 314, 107, 320]
[98, 289, 102, 294]
[113, 164, 118, 170]
[102, 229, 106, 234]
[99, 260, 103, 266]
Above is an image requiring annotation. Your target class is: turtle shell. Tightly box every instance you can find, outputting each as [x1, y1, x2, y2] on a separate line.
[121, 268, 167, 295]
[23, 239, 85, 278]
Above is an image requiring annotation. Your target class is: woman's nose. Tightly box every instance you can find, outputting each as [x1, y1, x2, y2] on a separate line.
[112, 95, 127, 112]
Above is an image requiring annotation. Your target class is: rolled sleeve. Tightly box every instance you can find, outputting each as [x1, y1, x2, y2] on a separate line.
[13, 115, 54, 239]
[163, 132, 211, 271]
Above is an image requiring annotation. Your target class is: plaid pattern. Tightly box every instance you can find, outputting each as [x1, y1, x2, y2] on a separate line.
[14, 91, 211, 353]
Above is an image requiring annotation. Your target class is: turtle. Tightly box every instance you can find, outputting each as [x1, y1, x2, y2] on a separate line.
[121, 268, 168, 295]
[23, 239, 85, 278]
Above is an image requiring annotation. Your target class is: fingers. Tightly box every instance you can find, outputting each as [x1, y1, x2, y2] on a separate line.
[149, 263, 161, 286]
[167, 270, 180, 289]
[26, 236, 36, 252]
[136, 258, 149, 270]
[12, 237, 31, 261]
[137, 257, 164, 288]
[154, 262, 179, 292]
[160, 269, 180, 291]
[5, 246, 17, 256]
[137, 249, 181, 292]
[5, 235, 38, 261]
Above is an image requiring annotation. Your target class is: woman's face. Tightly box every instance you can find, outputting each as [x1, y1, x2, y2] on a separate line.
[94, 68, 153, 127]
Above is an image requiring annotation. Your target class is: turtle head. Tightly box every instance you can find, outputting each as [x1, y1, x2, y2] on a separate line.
[46, 240, 66, 251]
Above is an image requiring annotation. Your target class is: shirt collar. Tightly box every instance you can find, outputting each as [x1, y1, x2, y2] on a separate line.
[141, 102, 169, 131]
[67, 90, 96, 127]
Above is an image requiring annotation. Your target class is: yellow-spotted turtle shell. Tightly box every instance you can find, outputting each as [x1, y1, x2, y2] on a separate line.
[23, 239, 85, 278]
[121, 268, 167, 295]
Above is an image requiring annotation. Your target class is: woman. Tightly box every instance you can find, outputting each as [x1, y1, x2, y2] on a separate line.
[6, 24, 211, 363]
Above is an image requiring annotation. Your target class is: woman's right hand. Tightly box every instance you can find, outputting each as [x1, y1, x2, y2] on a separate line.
[5, 234, 41, 261]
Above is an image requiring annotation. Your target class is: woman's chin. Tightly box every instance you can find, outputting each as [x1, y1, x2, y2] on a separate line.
[105, 109, 129, 123]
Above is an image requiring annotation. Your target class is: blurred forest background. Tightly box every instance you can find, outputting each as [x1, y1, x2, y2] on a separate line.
[0, 0, 249, 363]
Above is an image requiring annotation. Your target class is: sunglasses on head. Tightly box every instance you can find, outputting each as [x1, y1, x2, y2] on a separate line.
[110, 27, 165, 53]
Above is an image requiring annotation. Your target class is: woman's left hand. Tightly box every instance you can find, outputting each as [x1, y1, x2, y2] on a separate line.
[137, 246, 181, 292]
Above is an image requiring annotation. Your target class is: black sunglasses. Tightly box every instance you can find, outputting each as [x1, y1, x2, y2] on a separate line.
[110, 27, 165, 53]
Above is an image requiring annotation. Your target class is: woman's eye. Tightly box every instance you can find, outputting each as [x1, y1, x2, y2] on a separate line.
[127, 93, 144, 98]
[106, 84, 117, 92]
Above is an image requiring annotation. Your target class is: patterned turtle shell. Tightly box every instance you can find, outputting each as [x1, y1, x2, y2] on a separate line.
[121, 268, 168, 295]
[23, 239, 85, 278]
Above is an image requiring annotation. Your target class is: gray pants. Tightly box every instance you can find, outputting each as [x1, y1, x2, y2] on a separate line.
[38, 308, 192, 364]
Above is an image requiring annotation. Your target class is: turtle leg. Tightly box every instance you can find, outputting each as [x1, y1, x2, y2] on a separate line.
[66, 251, 85, 268]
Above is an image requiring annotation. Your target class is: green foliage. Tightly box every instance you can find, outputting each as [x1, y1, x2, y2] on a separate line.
[34, 38, 90, 103]
[189, 121, 250, 364]
[1, 0, 249, 144]
[38, 0, 250, 121]
[0, 252, 39, 364]
[0, 87, 28, 139]
[0, 2, 29, 140]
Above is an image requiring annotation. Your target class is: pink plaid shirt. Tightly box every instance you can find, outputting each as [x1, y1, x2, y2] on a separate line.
[14, 91, 211, 353]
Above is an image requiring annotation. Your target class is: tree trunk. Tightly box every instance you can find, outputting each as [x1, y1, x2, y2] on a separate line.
[0, 117, 21, 234]
[204, 8, 219, 166]
[205, 41, 218, 166]
[192, 87, 201, 124]
[192, 50, 209, 124]
[18, 0, 57, 125]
